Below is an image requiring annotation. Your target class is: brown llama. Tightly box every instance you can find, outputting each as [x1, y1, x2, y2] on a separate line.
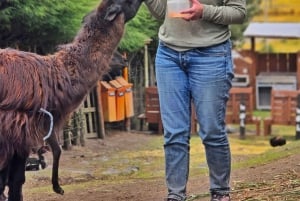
[0, 0, 143, 200]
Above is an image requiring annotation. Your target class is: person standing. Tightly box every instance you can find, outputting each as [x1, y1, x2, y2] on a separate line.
[144, 0, 246, 200]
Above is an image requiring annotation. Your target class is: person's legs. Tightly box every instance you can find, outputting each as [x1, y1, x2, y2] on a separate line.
[188, 41, 233, 197]
[155, 42, 191, 201]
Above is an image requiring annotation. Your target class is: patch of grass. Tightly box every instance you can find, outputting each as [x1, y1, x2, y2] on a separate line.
[253, 110, 270, 119]
[187, 192, 210, 201]
[24, 122, 300, 198]
[232, 168, 300, 200]
[88, 128, 299, 180]
[233, 140, 300, 169]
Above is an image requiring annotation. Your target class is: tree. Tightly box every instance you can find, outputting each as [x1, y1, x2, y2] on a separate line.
[120, 5, 160, 52]
[231, 0, 262, 48]
[0, 1, 159, 54]
[0, 0, 99, 54]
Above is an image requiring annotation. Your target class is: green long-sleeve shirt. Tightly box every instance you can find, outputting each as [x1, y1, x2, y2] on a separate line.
[144, 0, 247, 51]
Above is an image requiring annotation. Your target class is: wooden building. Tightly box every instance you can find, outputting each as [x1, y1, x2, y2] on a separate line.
[236, 22, 300, 109]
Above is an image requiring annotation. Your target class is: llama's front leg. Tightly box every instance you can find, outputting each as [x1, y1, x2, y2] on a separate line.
[0, 166, 8, 197]
[47, 135, 64, 195]
[0, 169, 7, 201]
[0, 193, 6, 201]
[7, 154, 26, 201]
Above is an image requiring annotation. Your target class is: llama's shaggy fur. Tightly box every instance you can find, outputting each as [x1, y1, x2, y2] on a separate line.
[0, 0, 143, 200]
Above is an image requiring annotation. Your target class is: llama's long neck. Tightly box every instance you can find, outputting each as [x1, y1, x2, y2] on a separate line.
[59, 10, 125, 92]
[46, 8, 127, 117]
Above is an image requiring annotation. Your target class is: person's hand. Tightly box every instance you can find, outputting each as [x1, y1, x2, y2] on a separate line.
[180, 0, 203, 21]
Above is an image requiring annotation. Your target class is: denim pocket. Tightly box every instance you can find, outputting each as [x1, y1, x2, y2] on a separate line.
[195, 40, 230, 57]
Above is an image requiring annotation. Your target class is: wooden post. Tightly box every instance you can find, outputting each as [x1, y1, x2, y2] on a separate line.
[122, 52, 129, 82]
[63, 117, 72, 150]
[144, 41, 149, 88]
[191, 102, 197, 134]
[297, 52, 300, 89]
[71, 112, 78, 146]
[296, 94, 300, 140]
[121, 54, 132, 132]
[250, 37, 255, 52]
[96, 82, 106, 139]
[239, 99, 246, 139]
[77, 107, 85, 146]
[144, 38, 152, 88]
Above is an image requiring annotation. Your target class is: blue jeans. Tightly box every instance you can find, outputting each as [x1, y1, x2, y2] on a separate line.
[155, 40, 233, 201]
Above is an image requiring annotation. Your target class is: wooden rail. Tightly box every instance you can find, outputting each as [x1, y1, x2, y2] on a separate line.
[141, 87, 261, 135]
[264, 90, 300, 135]
[226, 87, 261, 135]
[138, 87, 163, 134]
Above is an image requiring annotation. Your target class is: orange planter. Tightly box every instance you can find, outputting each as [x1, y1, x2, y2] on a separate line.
[116, 76, 134, 118]
[109, 79, 126, 121]
[100, 81, 117, 122]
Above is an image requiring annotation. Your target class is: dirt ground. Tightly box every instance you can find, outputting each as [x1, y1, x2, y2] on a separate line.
[13, 130, 300, 201]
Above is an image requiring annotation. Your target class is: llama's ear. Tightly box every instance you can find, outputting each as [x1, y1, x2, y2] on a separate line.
[104, 5, 122, 21]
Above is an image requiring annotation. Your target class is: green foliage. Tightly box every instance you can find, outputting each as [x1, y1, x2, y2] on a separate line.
[253, 110, 270, 119]
[0, 0, 99, 54]
[120, 5, 160, 52]
[0, 1, 159, 54]
[231, 0, 262, 48]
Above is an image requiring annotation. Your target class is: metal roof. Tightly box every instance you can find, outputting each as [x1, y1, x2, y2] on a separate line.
[243, 22, 300, 39]
[256, 72, 297, 83]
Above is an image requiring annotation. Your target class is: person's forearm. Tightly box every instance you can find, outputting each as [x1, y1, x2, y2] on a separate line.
[144, 0, 167, 20]
[202, 0, 246, 24]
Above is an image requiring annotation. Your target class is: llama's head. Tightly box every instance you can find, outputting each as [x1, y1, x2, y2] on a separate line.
[103, 0, 144, 22]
